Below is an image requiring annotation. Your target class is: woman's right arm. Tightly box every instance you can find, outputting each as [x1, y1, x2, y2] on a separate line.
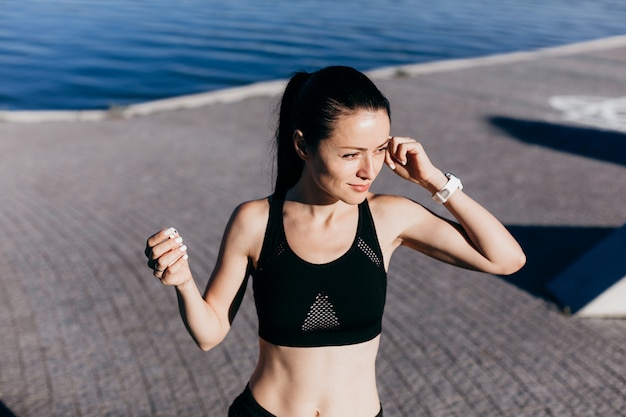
[145, 200, 267, 351]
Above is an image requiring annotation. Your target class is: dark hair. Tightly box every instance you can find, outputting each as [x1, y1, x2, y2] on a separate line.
[274, 66, 390, 198]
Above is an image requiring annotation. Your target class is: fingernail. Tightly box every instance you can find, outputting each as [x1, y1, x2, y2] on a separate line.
[182, 254, 189, 260]
[165, 227, 176, 237]
[179, 245, 187, 252]
[388, 161, 396, 170]
[174, 237, 183, 244]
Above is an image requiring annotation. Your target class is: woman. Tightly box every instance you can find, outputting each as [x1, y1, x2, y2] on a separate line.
[145, 66, 526, 417]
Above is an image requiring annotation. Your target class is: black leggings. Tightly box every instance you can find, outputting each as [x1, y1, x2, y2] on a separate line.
[228, 385, 383, 417]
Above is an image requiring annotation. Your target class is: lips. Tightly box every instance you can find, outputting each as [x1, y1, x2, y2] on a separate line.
[350, 183, 370, 193]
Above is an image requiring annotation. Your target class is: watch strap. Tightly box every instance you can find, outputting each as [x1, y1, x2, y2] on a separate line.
[432, 173, 463, 204]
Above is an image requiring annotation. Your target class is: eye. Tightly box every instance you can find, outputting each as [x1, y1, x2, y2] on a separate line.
[375, 146, 388, 154]
[342, 152, 359, 159]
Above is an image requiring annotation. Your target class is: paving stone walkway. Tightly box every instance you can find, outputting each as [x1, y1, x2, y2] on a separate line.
[1, 36, 626, 417]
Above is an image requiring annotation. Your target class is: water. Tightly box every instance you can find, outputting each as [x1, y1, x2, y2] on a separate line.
[1, 0, 625, 111]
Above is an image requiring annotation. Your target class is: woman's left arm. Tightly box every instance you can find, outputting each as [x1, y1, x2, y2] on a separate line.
[385, 136, 526, 275]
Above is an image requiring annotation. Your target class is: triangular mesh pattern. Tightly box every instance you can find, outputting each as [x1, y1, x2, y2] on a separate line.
[301, 292, 340, 332]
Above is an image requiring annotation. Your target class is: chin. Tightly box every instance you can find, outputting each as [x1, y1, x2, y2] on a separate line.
[340, 192, 369, 205]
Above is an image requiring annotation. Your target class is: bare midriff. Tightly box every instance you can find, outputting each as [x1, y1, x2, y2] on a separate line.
[248, 335, 382, 417]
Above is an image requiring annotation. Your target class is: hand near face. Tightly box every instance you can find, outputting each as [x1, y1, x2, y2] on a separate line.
[145, 227, 192, 287]
[384, 136, 440, 186]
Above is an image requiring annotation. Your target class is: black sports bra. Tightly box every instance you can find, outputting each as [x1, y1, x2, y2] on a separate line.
[251, 196, 387, 347]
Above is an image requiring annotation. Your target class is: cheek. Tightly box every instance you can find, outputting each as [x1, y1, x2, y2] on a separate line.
[374, 154, 386, 172]
[308, 157, 342, 188]
[311, 156, 334, 177]
[322, 162, 351, 181]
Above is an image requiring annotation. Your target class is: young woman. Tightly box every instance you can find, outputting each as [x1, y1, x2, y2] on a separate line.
[145, 66, 525, 417]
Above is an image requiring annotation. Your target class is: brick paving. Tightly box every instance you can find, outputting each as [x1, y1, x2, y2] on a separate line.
[1, 37, 626, 417]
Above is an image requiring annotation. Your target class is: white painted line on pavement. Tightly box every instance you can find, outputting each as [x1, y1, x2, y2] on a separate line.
[550, 96, 626, 133]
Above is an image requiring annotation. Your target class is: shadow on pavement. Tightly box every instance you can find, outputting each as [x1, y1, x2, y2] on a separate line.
[502, 225, 615, 302]
[488, 116, 626, 166]
[489, 116, 624, 305]
[0, 401, 18, 417]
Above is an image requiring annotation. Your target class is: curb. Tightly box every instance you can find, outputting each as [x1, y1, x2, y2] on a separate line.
[2, 34, 626, 124]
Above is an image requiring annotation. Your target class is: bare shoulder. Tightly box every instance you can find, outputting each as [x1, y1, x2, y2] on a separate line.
[365, 193, 432, 261]
[367, 193, 429, 222]
[226, 197, 270, 258]
[229, 197, 270, 236]
[233, 198, 270, 223]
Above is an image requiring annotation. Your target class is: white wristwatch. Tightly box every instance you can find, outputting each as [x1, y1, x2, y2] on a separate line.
[432, 173, 463, 204]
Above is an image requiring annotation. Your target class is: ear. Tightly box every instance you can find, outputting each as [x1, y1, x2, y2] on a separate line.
[293, 130, 309, 160]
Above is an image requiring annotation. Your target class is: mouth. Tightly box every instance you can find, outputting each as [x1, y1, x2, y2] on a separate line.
[349, 183, 370, 193]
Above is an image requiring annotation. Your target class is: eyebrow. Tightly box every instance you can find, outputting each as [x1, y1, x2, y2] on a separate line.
[339, 139, 390, 151]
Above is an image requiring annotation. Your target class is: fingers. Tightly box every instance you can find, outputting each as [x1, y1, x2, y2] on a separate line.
[385, 136, 441, 186]
[386, 136, 419, 168]
[146, 227, 178, 250]
[152, 242, 188, 275]
[145, 227, 188, 275]
[163, 251, 188, 275]
[384, 142, 397, 170]
[145, 228, 174, 266]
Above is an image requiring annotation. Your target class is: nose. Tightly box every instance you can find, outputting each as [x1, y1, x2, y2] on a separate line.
[357, 155, 376, 180]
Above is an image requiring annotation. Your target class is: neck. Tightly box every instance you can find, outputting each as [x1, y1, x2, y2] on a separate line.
[285, 197, 354, 229]
[286, 170, 338, 206]
[284, 177, 353, 222]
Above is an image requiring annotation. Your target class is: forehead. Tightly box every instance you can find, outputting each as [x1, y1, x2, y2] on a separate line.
[326, 109, 390, 147]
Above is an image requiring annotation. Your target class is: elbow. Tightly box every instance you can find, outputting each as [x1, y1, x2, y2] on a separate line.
[196, 337, 221, 352]
[186, 308, 230, 352]
[498, 251, 526, 276]
[198, 342, 216, 352]
[194, 328, 228, 352]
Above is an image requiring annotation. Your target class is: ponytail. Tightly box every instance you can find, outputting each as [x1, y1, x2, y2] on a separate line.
[274, 71, 311, 198]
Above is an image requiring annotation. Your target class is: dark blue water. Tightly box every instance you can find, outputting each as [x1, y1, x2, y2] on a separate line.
[1, 0, 625, 111]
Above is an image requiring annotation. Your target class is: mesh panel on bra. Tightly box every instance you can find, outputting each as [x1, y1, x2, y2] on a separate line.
[301, 292, 340, 332]
[357, 237, 382, 268]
